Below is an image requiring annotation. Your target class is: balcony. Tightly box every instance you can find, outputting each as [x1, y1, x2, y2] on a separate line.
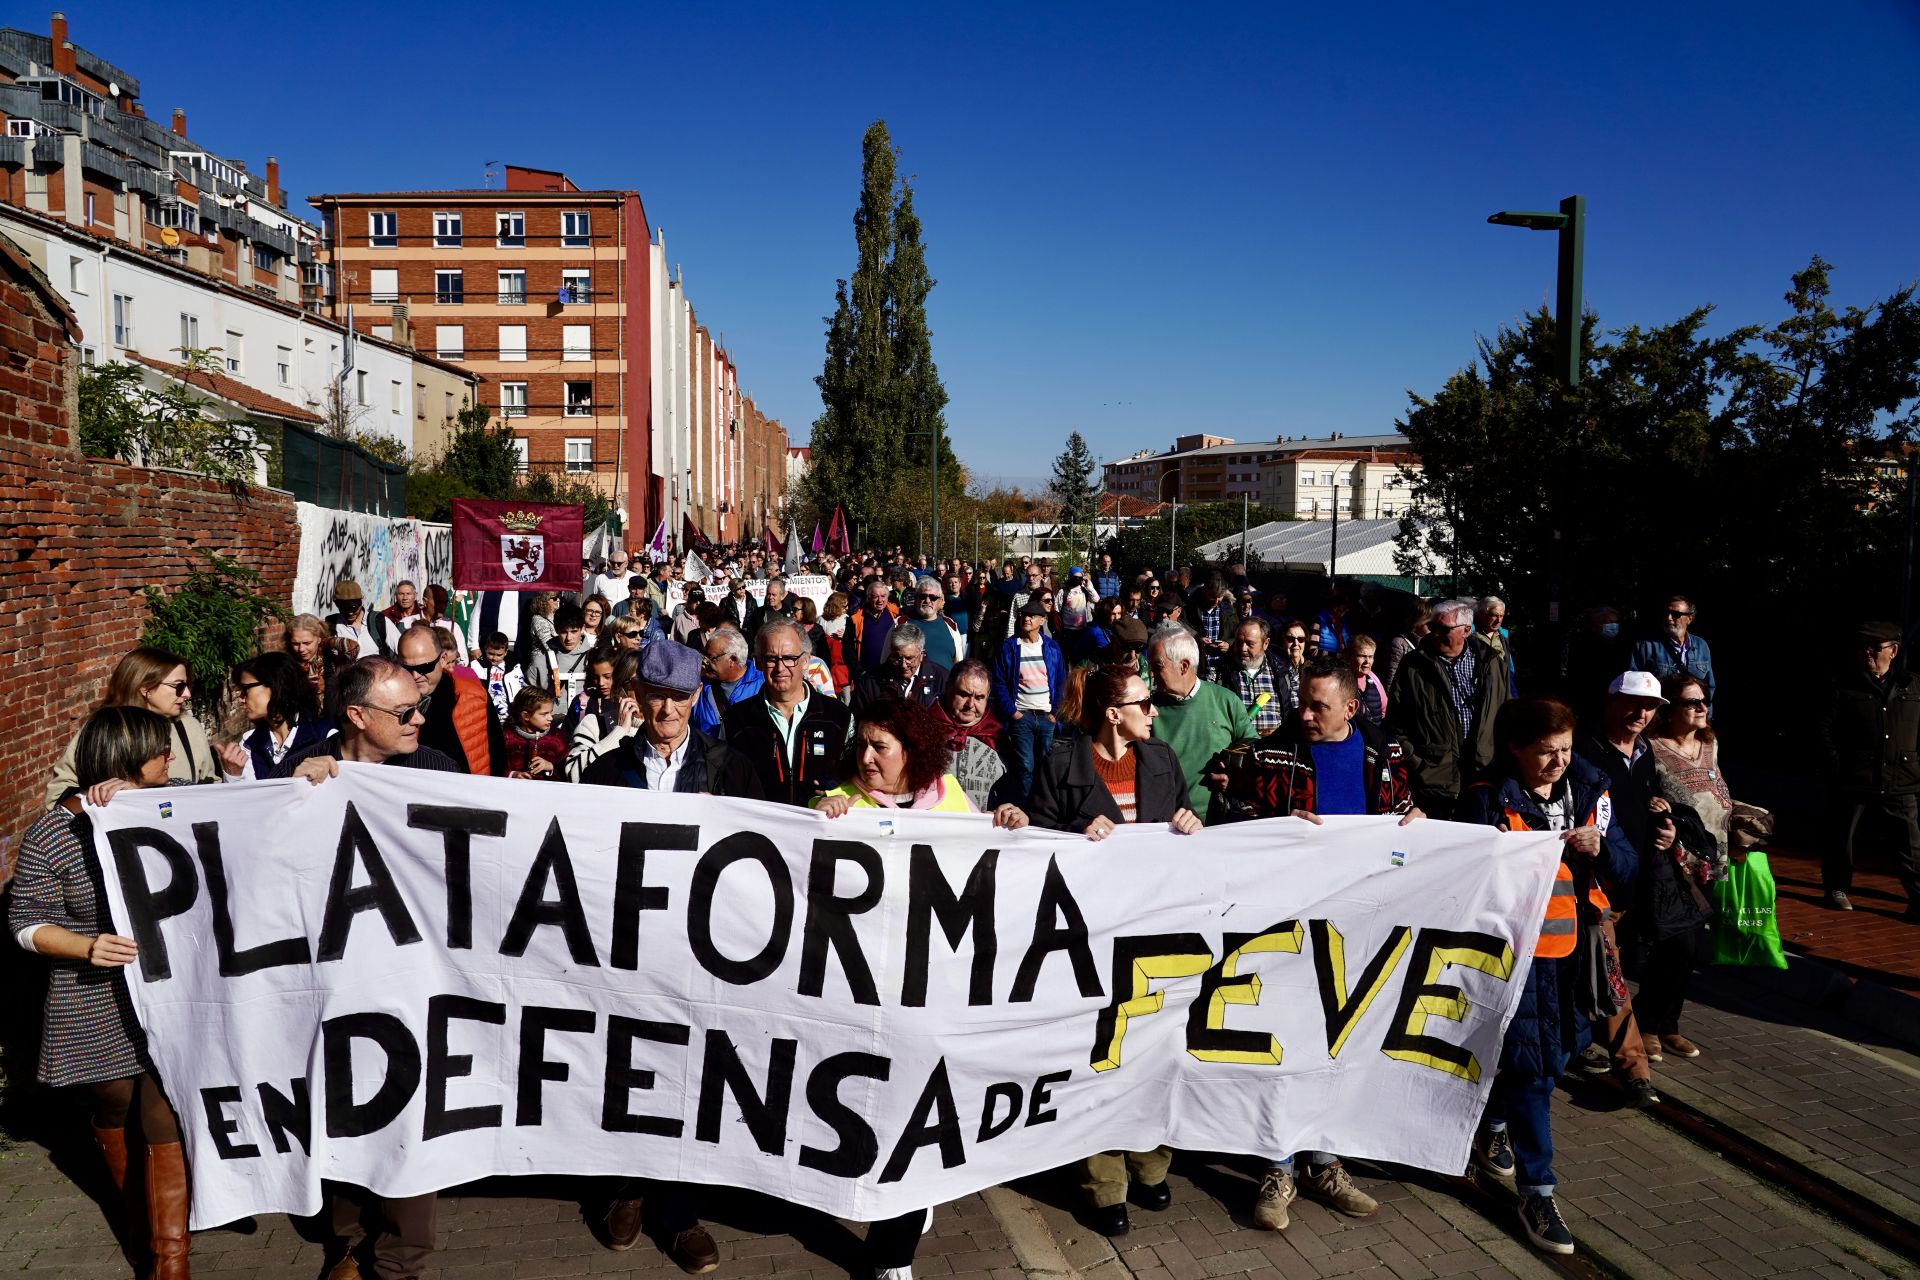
[496, 289, 527, 305]
[557, 284, 595, 305]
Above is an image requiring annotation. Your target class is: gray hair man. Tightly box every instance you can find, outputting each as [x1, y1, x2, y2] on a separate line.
[853, 621, 949, 710]
[1148, 621, 1253, 814]
[1385, 596, 1512, 816]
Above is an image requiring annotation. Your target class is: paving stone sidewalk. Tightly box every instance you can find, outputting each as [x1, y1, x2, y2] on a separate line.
[2, 978, 1918, 1279]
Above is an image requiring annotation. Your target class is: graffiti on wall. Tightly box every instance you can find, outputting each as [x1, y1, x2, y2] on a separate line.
[292, 502, 452, 616]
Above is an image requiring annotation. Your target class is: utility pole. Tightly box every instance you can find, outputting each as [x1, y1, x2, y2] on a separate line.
[1169, 502, 1179, 577]
[1904, 450, 1918, 672]
[1241, 493, 1249, 569]
[1329, 479, 1341, 581]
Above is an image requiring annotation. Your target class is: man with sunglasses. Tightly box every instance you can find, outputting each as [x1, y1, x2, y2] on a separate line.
[324, 579, 389, 659]
[1630, 595, 1716, 711]
[1817, 621, 1920, 918]
[725, 617, 855, 807]
[396, 625, 505, 776]
[906, 576, 966, 672]
[277, 657, 458, 780]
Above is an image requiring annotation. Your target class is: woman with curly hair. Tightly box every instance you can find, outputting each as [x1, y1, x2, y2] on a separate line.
[230, 650, 336, 779]
[813, 695, 1023, 1280]
[287, 613, 349, 702]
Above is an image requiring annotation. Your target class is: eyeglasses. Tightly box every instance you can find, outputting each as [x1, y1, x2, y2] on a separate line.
[334, 600, 363, 611]
[1674, 697, 1708, 710]
[757, 653, 805, 668]
[915, 593, 942, 602]
[156, 680, 192, 695]
[399, 657, 441, 676]
[360, 697, 429, 725]
[1113, 696, 1154, 710]
[1282, 635, 1308, 645]
[234, 680, 264, 693]
[1666, 610, 1694, 619]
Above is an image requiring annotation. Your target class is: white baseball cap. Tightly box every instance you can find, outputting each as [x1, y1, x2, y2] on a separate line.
[1607, 671, 1667, 703]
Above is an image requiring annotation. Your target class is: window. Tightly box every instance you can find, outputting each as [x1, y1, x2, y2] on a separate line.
[370, 324, 393, 340]
[433, 211, 462, 247]
[369, 268, 398, 304]
[224, 331, 243, 374]
[565, 438, 593, 473]
[434, 269, 464, 305]
[564, 380, 593, 417]
[511, 438, 529, 472]
[80, 346, 96, 364]
[446, 391, 456, 421]
[276, 346, 291, 386]
[560, 268, 591, 304]
[85, 193, 96, 225]
[368, 211, 397, 248]
[1319, 470, 1333, 485]
[355, 370, 368, 405]
[562, 324, 591, 361]
[436, 324, 464, 360]
[497, 269, 526, 305]
[112, 294, 133, 347]
[562, 211, 590, 247]
[67, 254, 89, 294]
[497, 324, 526, 362]
[252, 244, 276, 272]
[179, 312, 200, 352]
[495, 211, 525, 247]
[416, 383, 426, 419]
[391, 380, 403, 414]
[500, 381, 528, 418]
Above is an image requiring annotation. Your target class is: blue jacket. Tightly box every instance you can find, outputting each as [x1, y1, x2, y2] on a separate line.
[1457, 757, 1636, 1080]
[992, 633, 1067, 720]
[693, 662, 765, 736]
[1630, 633, 1715, 707]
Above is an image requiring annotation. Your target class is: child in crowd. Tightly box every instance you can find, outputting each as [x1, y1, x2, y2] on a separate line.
[501, 688, 567, 779]
[472, 631, 524, 722]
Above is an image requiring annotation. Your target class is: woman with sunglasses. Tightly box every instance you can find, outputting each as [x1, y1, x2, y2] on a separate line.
[1025, 665, 1201, 1238]
[45, 647, 222, 804]
[1636, 673, 1732, 1061]
[14, 706, 200, 1276]
[230, 651, 336, 779]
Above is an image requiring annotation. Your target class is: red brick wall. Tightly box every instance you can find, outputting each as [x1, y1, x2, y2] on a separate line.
[0, 252, 298, 854]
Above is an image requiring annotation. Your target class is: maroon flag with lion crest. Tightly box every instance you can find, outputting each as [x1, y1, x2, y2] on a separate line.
[451, 499, 585, 592]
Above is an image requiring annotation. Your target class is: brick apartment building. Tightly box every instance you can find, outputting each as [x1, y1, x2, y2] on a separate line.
[313, 168, 789, 544]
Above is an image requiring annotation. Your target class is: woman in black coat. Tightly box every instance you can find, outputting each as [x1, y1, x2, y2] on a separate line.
[1024, 665, 1201, 1239]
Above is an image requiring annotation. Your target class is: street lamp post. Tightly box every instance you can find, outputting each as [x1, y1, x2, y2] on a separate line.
[1487, 195, 1585, 387]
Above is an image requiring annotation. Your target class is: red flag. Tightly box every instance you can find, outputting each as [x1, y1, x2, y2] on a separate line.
[762, 526, 781, 558]
[682, 513, 715, 557]
[827, 505, 851, 555]
[451, 499, 584, 592]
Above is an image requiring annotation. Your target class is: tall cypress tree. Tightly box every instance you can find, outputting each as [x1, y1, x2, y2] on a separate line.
[806, 121, 955, 537]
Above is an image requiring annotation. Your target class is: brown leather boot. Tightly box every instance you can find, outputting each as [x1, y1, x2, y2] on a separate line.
[94, 1125, 149, 1268]
[146, 1141, 192, 1279]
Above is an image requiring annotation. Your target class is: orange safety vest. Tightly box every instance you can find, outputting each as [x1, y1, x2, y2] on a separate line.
[448, 673, 493, 776]
[1502, 805, 1609, 960]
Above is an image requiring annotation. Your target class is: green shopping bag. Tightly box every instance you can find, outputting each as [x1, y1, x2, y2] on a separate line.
[1709, 850, 1788, 969]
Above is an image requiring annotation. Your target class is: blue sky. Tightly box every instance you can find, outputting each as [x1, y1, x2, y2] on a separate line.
[53, 1, 1920, 488]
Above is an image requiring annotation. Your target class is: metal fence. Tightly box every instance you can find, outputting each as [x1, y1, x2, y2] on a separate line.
[279, 420, 406, 516]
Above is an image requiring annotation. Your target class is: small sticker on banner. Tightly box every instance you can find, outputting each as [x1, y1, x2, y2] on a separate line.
[157, 801, 174, 819]
[1389, 848, 1406, 868]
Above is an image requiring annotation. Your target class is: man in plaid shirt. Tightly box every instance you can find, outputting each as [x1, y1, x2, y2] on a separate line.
[1218, 617, 1296, 734]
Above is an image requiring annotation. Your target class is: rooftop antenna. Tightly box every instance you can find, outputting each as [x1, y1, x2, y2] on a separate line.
[483, 160, 500, 189]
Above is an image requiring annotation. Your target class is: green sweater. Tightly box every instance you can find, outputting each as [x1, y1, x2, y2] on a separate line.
[1152, 679, 1254, 813]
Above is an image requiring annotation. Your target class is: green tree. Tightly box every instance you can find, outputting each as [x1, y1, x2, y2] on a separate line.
[76, 360, 146, 459]
[437, 399, 520, 500]
[140, 549, 290, 711]
[1046, 431, 1102, 567]
[74, 350, 265, 486]
[804, 121, 957, 543]
[1394, 256, 1919, 639]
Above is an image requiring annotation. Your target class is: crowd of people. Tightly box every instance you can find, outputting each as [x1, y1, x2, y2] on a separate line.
[10, 538, 1917, 1279]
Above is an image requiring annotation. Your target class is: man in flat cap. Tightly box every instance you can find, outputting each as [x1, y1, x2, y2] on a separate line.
[1816, 621, 1920, 917]
[325, 579, 389, 659]
[579, 637, 761, 1269]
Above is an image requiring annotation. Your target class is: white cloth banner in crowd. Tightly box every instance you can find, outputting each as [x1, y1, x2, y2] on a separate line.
[291, 502, 452, 616]
[87, 769, 1560, 1229]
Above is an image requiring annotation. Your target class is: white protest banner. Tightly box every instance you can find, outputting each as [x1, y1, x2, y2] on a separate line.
[88, 771, 1559, 1229]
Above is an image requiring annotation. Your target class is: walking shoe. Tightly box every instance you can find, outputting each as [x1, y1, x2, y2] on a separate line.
[1642, 1034, 1664, 1063]
[1824, 891, 1854, 911]
[1626, 1079, 1661, 1109]
[1660, 1034, 1701, 1058]
[668, 1226, 720, 1275]
[1130, 1179, 1171, 1211]
[1302, 1162, 1378, 1217]
[876, 1268, 913, 1280]
[1091, 1204, 1130, 1238]
[1472, 1129, 1516, 1185]
[1575, 1043, 1613, 1075]
[1252, 1169, 1295, 1231]
[1519, 1193, 1575, 1255]
[604, 1198, 644, 1252]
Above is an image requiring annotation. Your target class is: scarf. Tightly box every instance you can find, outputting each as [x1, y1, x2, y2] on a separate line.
[821, 614, 848, 638]
[856, 777, 948, 810]
[932, 699, 1001, 752]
